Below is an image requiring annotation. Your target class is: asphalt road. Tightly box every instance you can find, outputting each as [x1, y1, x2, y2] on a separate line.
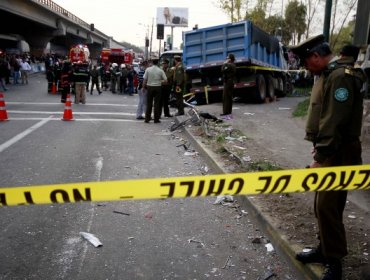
[0, 72, 304, 280]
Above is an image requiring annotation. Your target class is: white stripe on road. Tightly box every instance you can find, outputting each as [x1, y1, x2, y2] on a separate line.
[7, 117, 141, 122]
[8, 110, 135, 116]
[6, 102, 137, 107]
[0, 116, 52, 153]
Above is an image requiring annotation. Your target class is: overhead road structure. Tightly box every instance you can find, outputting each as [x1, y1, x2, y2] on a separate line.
[0, 0, 125, 57]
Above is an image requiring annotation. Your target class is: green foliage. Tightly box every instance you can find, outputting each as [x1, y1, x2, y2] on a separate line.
[285, 0, 307, 44]
[248, 161, 282, 171]
[292, 97, 310, 117]
[217, 0, 243, 22]
[330, 19, 356, 54]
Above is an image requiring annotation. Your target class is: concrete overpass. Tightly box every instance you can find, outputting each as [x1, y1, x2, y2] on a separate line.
[0, 0, 126, 58]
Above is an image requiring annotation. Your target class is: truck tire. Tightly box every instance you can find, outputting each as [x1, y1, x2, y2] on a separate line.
[276, 77, 284, 97]
[266, 74, 275, 101]
[253, 74, 266, 103]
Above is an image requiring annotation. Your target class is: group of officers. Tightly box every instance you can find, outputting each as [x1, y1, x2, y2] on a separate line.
[139, 54, 185, 123]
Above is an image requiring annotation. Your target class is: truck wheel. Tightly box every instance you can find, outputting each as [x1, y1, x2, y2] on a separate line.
[266, 75, 275, 101]
[253, 74, 266, 103]
[276, 77, 284, 97]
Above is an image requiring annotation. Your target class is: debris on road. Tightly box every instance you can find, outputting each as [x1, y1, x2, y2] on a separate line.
[79, 232, 103, 247]
[213, 195, 234, 205]
[265, 243, 274, 252]
[188, 238, 205, 248]
[113, 210, 130, 216]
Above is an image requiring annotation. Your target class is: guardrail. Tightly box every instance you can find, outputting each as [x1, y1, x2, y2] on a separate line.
[33, 0, 91, 30]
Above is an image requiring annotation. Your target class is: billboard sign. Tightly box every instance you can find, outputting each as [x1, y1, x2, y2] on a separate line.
[157, 7, 189, 27]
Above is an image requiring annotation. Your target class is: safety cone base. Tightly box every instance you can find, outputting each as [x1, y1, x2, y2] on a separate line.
[0, 92, 9, 121]
[62, 94, 74, 121]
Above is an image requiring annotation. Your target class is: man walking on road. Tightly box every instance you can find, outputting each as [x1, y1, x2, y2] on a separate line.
[290, 35, 366, 280]
[142, 58, 167, 123]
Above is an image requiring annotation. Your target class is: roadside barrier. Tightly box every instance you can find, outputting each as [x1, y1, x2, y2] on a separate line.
[61, 94, 74, 121]
[1, 164, 369, 207]
[0, 92, 8, 121]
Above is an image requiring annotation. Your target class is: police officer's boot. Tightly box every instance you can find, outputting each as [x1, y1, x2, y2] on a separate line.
[321, 259, 342, 280]
[296, 248, 326, 264]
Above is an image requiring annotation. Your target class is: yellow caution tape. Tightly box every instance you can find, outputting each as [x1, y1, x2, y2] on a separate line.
[1, 165, 369, 207]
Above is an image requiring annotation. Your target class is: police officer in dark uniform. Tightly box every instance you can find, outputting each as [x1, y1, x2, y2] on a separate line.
[173, 55, 185, 116]
[290, 35, 366, 280]
[161, 59, 174, 117]
[221, 53, 236, 117]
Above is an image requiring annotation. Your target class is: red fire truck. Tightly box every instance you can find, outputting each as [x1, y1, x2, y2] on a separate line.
[69, 44, 90, 63]
[100, 48, 134, 65]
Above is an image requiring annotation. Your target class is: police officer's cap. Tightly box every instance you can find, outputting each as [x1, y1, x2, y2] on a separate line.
[227, 53, 235, 61]
[340, 45, 360, 61]
[174, 55, 181, 60]
[289, 34, 326, 59]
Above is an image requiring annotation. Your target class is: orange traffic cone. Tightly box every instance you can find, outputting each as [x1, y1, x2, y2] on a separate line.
[62, 94, 74, 121]
[0, 92, 8, 121]
[52, 82, 57, 94]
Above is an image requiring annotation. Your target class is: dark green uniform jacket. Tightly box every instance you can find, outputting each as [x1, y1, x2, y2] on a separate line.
[305, 58, 367, 163]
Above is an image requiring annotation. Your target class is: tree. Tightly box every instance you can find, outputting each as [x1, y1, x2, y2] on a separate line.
[302, 0, 324, 39]
[329, 0, 358, 50]
[285, 0, 307, 44]
[217, 0, 244, 22]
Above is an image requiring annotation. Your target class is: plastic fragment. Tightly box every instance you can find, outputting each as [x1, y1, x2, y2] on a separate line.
[265, 243, 274, 252]
[213, 195, 234, 205]
[79, 232, 102, 247]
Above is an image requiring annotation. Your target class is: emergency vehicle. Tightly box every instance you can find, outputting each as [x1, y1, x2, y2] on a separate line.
[69, 44, 90, 63]
[100, 48, 134, 65]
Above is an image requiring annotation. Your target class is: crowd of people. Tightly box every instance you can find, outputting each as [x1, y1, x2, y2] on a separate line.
[41, 53, 187, 121]
[0, 53, 36, 92]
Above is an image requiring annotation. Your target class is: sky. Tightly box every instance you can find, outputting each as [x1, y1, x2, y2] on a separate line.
[52, 0, 230, 50]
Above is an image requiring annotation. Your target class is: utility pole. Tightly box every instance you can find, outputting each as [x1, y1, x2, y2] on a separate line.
[149, 18, 154, 58]
[323, 0, 332, 41]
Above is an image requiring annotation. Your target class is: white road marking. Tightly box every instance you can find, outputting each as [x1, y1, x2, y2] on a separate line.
[7, 117, 140, 122]
[0, 116, 52, 153]
[6, 102, 137, 107]
[8, 110, 135, 116]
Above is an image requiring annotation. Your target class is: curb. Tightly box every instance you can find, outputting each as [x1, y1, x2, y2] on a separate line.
[182, 124, 322, 280]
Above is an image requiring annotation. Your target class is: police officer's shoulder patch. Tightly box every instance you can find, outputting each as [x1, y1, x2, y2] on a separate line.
[334, 88, 349, 102]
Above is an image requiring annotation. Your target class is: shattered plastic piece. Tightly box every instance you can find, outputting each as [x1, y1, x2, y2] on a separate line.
[184, 151, 198, 156]
[233, 145, 246, 150]
[278, 107, 291, 110]
[225, 136, 236, 141]
[242, 156, 252, 162]
[188, 238, 205, 247]
[265, 243, 274, 252]
[348, 215, 356, 219]
[244, 112, 255, 115]
[79, 232, 102, 247]
[213, 195, 234, 204]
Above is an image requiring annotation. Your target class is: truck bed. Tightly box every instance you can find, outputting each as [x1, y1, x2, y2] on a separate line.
[183, 20, 282, 70]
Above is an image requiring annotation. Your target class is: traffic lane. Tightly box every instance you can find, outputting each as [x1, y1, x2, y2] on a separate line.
[0, 118, 303, 279]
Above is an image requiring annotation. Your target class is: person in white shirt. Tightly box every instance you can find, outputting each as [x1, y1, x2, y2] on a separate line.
[142, 58, 167, 123]
[20, 58, 32, 84]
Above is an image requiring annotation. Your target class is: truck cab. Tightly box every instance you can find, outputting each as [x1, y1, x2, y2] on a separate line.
[159, 50, 182, 67]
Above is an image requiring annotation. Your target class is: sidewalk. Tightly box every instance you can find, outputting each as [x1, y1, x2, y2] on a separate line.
[178, 97, 370, 280]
